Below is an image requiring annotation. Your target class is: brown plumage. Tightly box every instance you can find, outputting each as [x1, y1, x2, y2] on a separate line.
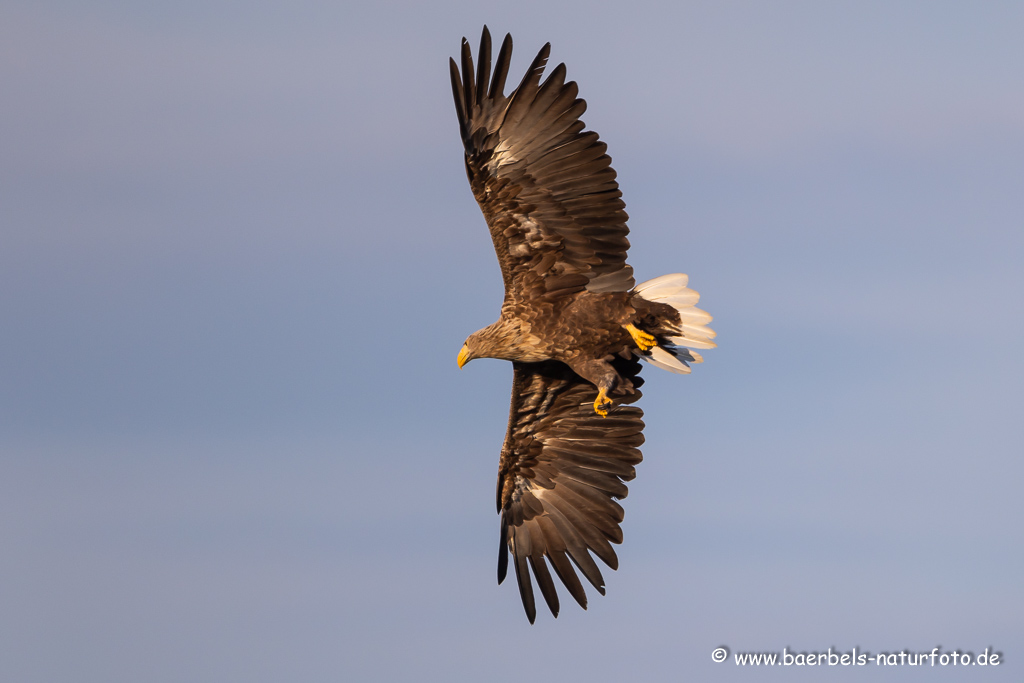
[451, 27, 716, 622]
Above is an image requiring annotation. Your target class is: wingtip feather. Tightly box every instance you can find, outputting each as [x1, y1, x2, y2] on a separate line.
[476, 27, 492, 106]
[489, 33, 513, 99]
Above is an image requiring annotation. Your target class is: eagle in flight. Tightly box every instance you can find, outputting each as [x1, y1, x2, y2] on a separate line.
[451, 27, 716, 622]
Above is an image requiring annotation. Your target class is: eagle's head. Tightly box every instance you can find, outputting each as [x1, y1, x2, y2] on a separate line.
[458, 320, 537, 367]
[456, 330, 492, 368]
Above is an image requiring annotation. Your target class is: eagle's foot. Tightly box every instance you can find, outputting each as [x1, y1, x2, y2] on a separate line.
[625, 323, 657, 352]
[593, 388, 613, 418]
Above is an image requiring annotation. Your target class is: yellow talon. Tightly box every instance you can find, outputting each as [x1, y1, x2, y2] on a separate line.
[593, 388, 613, 418]
[625, 323, 657, 352]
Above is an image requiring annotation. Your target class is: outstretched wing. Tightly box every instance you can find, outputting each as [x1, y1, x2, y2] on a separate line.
[450, 27, 635, 303]
[496, 357, 645, 622]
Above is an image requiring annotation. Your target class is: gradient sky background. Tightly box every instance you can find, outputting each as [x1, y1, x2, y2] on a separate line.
[2, 1, 1022, 681]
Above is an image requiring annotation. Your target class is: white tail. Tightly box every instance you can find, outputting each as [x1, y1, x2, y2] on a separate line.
[633, 273, 716, 374]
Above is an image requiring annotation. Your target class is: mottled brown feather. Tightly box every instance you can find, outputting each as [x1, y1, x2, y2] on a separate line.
[495, 356, 645, 622]
[449, 27, 635, 303]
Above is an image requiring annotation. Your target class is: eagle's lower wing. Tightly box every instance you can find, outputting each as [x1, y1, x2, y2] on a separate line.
[496, 357, 645, 622]
[450, 27, 635, 303]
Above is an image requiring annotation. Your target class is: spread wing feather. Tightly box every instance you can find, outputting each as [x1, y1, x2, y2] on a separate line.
[450, 27, 635, 303]
[496, 356, 645, 622]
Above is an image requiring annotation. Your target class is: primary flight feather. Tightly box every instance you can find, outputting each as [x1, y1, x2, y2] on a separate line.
[451, 27, 715, 623]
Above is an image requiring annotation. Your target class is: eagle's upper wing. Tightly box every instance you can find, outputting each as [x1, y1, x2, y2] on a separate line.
[450, 27, 635, 302]
[496, 357, 645, 622]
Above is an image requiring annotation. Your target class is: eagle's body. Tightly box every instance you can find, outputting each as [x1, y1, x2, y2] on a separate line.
[466, 290, 682, 395]
[451, 28, 716, 622]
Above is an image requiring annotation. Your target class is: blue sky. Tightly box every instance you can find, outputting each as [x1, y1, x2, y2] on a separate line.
[1, 2, 1022, 681]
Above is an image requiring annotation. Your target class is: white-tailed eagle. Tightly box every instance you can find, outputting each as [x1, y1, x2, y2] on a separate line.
[451, 27, 716, 623]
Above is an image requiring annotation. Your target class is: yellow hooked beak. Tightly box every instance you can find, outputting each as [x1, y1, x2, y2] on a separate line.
[457, 344, 471, 369]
